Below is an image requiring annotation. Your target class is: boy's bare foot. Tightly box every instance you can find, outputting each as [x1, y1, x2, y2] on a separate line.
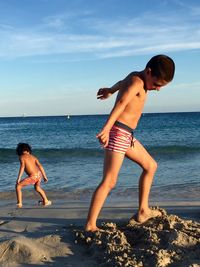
[85, 224, 101, 232]
[44, 200, 52, 206]
[16, 203, 22, 208]
[137, 208, 162, 223]
[38, 200, 52, 206]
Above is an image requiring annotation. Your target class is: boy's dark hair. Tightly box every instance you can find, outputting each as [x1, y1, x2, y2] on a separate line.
[146, 55, 175, 82]
[16, 143, 32, 156]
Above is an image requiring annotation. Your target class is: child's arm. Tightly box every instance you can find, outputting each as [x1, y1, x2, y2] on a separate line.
[97, 82, 122, 99]
[97, 73, 133, 100]
[16, 158, 25, 184]
[97, 77, 141, 147]
[36, 159, 48, 182]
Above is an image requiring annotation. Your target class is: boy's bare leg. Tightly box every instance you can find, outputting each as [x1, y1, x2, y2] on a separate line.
[34, 183, 49, 205]
[126, 140, 161, 223]
[85, 150, 124, 231]
[16, 184, 23, 207]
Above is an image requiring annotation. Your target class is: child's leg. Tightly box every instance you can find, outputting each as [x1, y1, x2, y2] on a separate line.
[16, 179, 29, 207]
[85, 150, 124, 231]
[126, 140, 161, 222]
[34, 182, 50, 205]
[16, 183, 23, 207]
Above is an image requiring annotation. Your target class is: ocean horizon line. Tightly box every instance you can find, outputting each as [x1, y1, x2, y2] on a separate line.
[0, 110, 199, 119]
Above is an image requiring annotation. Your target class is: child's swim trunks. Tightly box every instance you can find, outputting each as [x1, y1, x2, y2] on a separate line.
[20, 171, 42, 186]
[106, 121, 137, 154]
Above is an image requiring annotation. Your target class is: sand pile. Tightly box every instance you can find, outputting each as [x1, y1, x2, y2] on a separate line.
[75, 209, 200, 267]
[0, 234, 71, 266]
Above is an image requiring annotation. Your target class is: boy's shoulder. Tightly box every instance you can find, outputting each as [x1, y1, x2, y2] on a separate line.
[29, 154, 38, 160]
[20, 153, 37, 161]
[127, 71, 143, 82]
[126, 72, 144, 89]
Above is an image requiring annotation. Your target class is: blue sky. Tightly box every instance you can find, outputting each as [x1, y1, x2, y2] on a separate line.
[0, 0, 200, 116]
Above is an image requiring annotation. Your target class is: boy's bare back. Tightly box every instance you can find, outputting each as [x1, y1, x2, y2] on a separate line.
[20, 153, 41, 176]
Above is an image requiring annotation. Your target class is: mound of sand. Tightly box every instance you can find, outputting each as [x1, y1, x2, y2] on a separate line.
[75, 209, 200, 267]
[0, 234, 71, 266]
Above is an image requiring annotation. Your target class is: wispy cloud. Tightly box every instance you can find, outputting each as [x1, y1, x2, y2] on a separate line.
[0, 3, 200, 61]
[172, 81, 200, 89]
[42, 10, 94, 31]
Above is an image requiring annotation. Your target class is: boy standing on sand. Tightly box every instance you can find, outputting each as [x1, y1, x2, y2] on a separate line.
[16, 143, 51, 208]
[86, 55, 175, 231]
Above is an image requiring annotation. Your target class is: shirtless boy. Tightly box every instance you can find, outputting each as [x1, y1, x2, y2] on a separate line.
[85, 55, 175, 231]
[16, 143, 51, 208]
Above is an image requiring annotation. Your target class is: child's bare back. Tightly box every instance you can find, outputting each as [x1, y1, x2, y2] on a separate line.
[20, 153, 41, 177]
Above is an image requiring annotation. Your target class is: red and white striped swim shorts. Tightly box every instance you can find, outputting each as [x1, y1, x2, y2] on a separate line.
[105, 121, 137, 154]
[20, 171, 42, 186]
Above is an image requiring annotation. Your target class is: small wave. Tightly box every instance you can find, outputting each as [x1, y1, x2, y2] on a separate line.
[0, 148, 103, 161]
[0, 148, 17, 162]
[0, 145, 199, 162]
[148, 145, 200, 155]
[35, 148, 103, 158]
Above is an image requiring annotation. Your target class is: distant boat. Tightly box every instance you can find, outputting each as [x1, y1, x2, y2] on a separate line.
[67, 115, 70, 119]
[22, 113, 26, 118]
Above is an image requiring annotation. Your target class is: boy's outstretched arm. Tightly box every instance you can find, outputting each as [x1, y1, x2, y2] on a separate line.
[16, 158, 25, 184]
[97, 73, 133, 100]
[36, 159, 48, 182]
[97, 82, 123, 99]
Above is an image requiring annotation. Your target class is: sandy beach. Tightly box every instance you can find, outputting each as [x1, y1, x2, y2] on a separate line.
[0, 113, 200, 266]
[0, 199, 200, 267]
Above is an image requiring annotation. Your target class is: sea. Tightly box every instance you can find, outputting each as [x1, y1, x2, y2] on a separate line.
[0, 112, 199, 205]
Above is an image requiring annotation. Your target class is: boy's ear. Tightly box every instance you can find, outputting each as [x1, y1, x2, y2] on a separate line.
[146, 67, 151, 75]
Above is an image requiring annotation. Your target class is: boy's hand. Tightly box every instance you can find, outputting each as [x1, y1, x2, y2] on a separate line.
[43, 177, 48, 183]
[97, 88, 112, 100]
[96, 128, 110, 147]
[16, 179, 20, 185]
